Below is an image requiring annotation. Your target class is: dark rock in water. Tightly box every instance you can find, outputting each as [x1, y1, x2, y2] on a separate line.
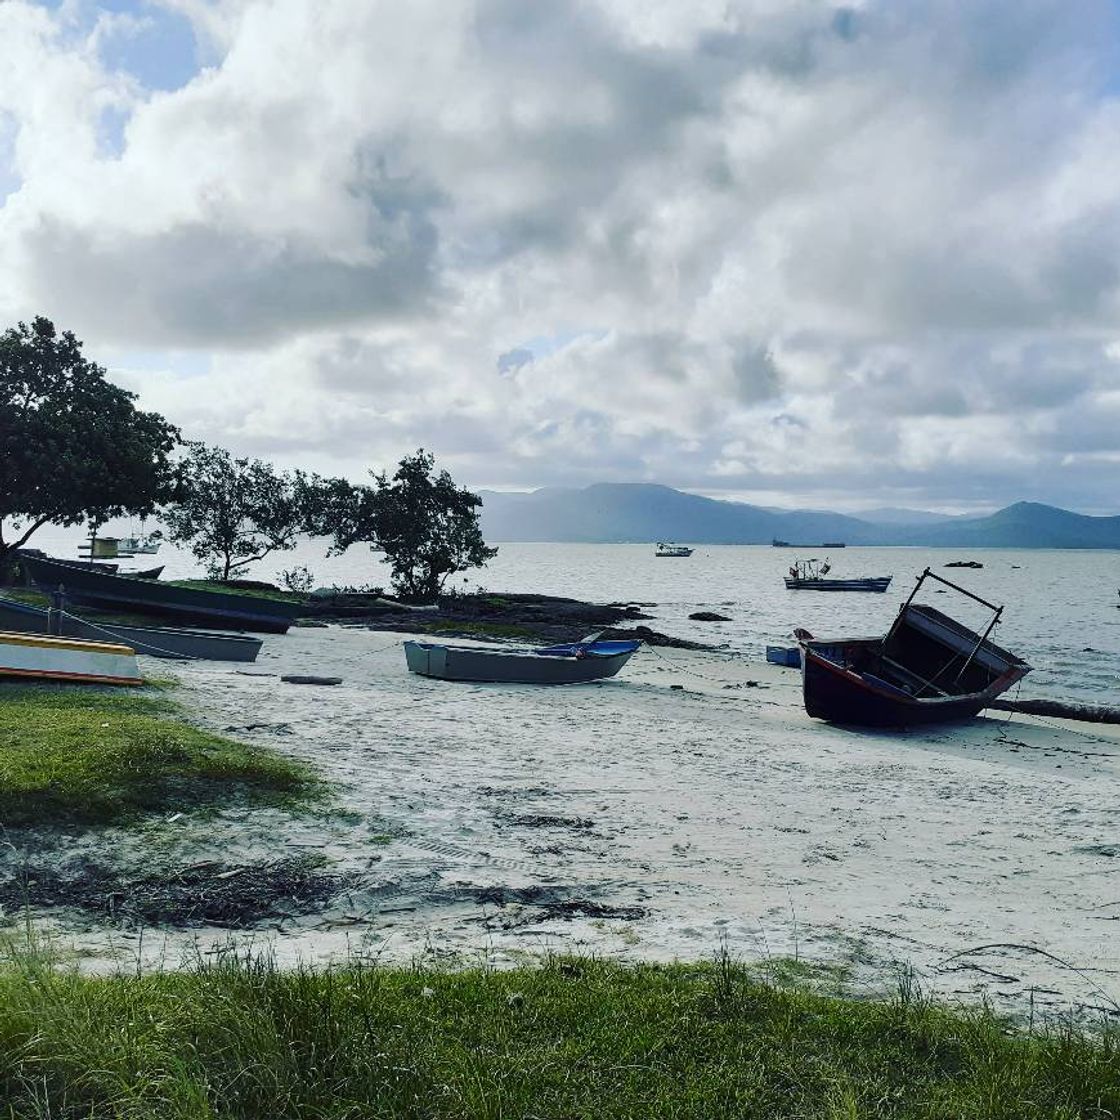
[599, 625, 710, 649]
[689, 611, 731, 622]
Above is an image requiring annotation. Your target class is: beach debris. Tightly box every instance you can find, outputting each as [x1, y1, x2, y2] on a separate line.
[2, 854, 352, 929]
[505, 813, 595, 831]
[988, 697, 1120, 725]
[281, 674, 343, 686]
[223, 721, 294, 734]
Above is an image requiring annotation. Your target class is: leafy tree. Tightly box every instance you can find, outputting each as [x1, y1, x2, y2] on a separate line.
[314, 449, 497, 602]
[163, 442, 311, 581]
[0, 317, 179, 571]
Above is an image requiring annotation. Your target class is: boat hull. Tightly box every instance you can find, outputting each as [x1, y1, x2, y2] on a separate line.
[784, 577, 892, 592]
[20, 555, 302, 634]
[800, 647, 1002, 727]
[798, 596, 1030, 728]
[0, 595, 262, 662]
[403, 639, 639, 684]
[0, 630, 141, 686]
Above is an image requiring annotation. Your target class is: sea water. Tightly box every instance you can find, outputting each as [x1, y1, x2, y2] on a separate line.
[22, 528, 1120, 703]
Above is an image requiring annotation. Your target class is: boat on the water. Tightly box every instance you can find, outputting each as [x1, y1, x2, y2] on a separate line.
[0, 629, 141, 686]
[403, 637, 641, 683]
[797, 568, 1030, 728]
[945, 560, 983, 569]
[78, 533, 161, 559]
[19, 554, 304, 634]
[0, 594, 263, 662]
[655, 543, 693, 557]
[784, 558, 891, 592]
[772, 539, 846, 548]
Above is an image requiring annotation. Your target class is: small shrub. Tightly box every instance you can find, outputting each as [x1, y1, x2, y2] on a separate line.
[280, 565, 316, 594]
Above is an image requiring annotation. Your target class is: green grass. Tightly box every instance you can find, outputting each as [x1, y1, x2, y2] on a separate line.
[0, 683, 322, 826]
[169, 580, 305, 602]
[0, 948, 1115, 1118]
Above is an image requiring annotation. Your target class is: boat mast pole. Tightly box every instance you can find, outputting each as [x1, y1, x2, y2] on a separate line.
[950, 607, 1003, 686]
[880, 567, 930, 653]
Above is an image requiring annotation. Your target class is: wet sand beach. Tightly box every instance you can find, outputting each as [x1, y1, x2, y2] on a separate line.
[8, 623, 1120, 1020]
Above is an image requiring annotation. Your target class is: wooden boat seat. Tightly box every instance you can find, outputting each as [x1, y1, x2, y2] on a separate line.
[877, 654, 951, 697]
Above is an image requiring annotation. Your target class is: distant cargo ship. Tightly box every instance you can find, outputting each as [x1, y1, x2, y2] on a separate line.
[772, 539, 846, 548]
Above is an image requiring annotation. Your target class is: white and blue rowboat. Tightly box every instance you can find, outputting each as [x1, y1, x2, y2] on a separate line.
[0, 630, 142, 686]
[403, 638, 641, 684]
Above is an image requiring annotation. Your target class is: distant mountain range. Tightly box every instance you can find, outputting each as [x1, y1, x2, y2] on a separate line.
[477, 484, 1120, 549]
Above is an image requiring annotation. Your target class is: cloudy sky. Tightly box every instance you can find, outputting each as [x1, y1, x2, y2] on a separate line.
[2, 0, 1120, 513]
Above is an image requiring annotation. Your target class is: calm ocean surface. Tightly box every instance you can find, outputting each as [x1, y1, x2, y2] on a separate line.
[25, 526, 1120, 704]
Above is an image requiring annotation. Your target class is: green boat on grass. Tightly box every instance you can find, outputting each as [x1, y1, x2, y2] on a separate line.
[19, 554, 304, 635]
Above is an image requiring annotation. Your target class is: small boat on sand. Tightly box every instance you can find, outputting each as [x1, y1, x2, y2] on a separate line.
[403, 637, 641, 684]
[797, 568, 1030, 728]
[655, 543, 693, 557]
[0, 630, 141, 686]
[784, 558, 891, 592]
[0, 594, 262, 662]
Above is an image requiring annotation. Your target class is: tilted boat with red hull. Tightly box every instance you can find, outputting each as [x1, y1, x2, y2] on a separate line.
[797, 568, 1030, 728]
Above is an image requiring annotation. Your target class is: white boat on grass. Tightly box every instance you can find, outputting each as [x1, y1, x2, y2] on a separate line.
[0, 630, 142, 686]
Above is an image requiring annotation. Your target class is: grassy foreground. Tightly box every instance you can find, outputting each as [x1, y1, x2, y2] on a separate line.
[0, 950, 1116, 1119]
[0, 682, 320, 826]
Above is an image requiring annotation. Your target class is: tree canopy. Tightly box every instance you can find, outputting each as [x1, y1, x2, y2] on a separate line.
[0, 317, 179, 567]
[315, 449, 497, 602]
[163, 442, 313, 581]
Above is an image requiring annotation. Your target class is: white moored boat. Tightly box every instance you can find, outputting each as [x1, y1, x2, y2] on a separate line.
[0, 631, 142, 686]
[655, 542, 693, 557]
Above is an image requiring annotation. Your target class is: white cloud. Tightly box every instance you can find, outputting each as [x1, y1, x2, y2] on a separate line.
[2, 0, 1120, 511]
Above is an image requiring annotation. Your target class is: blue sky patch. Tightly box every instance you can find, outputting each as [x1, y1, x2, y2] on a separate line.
[36, 0, 201, 92]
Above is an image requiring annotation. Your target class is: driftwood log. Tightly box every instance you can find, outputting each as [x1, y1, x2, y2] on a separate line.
[988, 697, 1120, 726]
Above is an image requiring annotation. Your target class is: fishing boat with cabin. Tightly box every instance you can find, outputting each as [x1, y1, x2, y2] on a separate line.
[784, 558, 891, 592]
[796, 568, 1030, 727]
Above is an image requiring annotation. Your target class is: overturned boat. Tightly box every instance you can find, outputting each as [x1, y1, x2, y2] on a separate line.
[797, 568, 1030, 727]
[0, 630, 141, 686]
[403, 637, 640, 684]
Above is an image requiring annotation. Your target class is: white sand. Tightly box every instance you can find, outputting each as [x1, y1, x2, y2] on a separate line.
[18, 624, 1120, 1017]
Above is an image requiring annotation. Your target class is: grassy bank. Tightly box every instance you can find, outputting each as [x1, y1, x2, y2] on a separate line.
[0, 950, 1115, 1118]
[0, 683, 320, 826]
